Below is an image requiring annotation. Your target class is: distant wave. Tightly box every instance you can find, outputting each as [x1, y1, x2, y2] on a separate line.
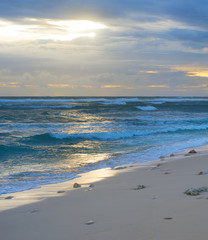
[0, 97, 141, 104]
[1, 97, 208, 107]
[150, 101, 165, 104]
[145, 97, 208, 103]
[136, 106, 158, 111]
[51, 105, 81, 109]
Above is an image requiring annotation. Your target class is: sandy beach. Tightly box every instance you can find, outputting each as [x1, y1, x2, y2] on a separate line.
[1, 148, 208, 240]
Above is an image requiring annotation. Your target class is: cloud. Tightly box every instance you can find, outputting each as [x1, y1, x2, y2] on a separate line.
[137, 70, 160, 74]
[101, 85, 121, 88]
[171, 65, 208, 78]
[0, 82, 20, 87]
[81, 85, 96, 89]
[186, 72, 208, 78]
[148, 85, 169, 88]
[48, 84, 77, 88]
[183, 84, 208, 88]
[0, 18, 106, 42]
[0, 82, 20, 88]
[1, 1, 208, 96]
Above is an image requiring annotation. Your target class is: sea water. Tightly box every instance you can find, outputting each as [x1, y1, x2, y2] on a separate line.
[1, 96, 208, 194]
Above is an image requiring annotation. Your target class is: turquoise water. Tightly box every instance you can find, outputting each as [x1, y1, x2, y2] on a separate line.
[1, 97, 208, 194]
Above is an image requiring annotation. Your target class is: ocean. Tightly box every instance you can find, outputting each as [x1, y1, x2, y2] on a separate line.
[1, 96, 208, 195]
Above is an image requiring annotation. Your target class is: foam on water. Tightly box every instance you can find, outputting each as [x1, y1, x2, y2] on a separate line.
[136, 106, 158, 111]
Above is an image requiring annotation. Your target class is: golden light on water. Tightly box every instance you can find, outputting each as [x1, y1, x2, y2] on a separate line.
[0, 18, 106, 42]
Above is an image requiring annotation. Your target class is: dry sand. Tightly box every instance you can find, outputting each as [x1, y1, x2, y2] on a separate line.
[1, 148, 208, 240]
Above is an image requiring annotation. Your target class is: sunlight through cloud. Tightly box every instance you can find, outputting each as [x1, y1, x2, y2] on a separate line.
[0, 18, 106, 42]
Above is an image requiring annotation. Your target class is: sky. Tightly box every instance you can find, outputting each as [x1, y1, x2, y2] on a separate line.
[0, 0, 208, 96]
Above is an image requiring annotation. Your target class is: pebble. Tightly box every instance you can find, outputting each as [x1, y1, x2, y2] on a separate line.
[5, 196, 14, 200]
[113, 166, 127, 170]
[73, 183, 81, 188]
[133, 185, 146, 190]
[30, 209, 38, 213]
[57, 191, 66, 193]
[89, 183, 95, 188]
[188, 149, 197, 154]
[85, 220, 94, 225]
[164, 217, 172, 220]
[185, 187, 208, 196]
[198, 171, 208, 175]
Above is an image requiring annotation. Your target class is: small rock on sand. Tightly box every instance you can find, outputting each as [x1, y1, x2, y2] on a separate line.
[89, 183, 95, 188]
[164, 217, 173, 220]
[170, 154, 175, 157]
[73, 183, 81, 188]
[133, 185, 146, 190]
[5, 196, 14, 200]
[57, 191, 66, 194]
[113, 166, 127, 170]
[188, 149, 197, 154]
[185, 187, 208, 196]
[85, 220, 94, 225]
[30, 209, 38, 213]
[198, 171, 208, 175]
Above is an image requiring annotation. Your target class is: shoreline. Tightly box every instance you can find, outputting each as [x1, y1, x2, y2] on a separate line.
[1, 144, 208, 212]
[1, 145, 208, 239]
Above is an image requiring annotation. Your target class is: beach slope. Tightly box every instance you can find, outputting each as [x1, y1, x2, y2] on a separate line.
[1, 151, 208, 240]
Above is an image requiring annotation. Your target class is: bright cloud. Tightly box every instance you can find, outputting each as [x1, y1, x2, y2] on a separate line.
[171, 65, 208, 78]
[186, 72, 208, 78]
[137, 70, 160, 74]
[48, 84, 77, 88]
[0, 18, 106, 42]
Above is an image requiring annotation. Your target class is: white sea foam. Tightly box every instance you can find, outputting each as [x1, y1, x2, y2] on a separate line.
[0, 97, 141, 105]
[101, 100, 127, 105]
[144, 97, 208, 103]
[136, 106, 158, 111]
[114, 136, 208, 166]
[150, 101, 165, 104]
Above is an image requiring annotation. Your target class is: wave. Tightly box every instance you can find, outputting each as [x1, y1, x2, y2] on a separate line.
[1, 97, 208, 106]
[28, 124, 208, 143]
[136, 106, 158, 111]
[145, 97, 208, 103]
[51, 105, 81, 109]
[0, 97, 141, 105]
[149, 101, 165, 104]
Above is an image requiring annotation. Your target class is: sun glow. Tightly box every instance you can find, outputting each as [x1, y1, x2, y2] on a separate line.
[0, 18, 106, 42]
[47, 20, 106, 32]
